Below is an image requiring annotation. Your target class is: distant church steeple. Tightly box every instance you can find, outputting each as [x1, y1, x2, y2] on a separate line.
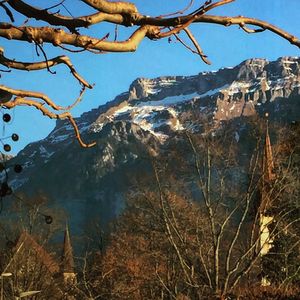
[260, 113, 276, 285]
[62, 223, 76, 284]
[259, 113, 276, 213]
[263, 113, 276, 183]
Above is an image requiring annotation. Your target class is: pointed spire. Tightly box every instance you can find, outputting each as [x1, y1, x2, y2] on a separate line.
[260, 113, 276, 214]
[62, 222, 75, 275]
[263, 113, 276, 182]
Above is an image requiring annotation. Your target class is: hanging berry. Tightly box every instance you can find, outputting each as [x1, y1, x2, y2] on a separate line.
[45, 215, 53, 224]
[11, 134, 19, 142]
[14, 164, 22, 173]
[2, 113, 11, 123]
[3, 144, 11, 152]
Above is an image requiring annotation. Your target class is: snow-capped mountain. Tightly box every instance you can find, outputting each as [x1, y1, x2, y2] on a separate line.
[6, 56, 300, 233]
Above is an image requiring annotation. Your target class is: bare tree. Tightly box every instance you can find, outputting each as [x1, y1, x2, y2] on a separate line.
[98, 191, 207, 300]
[92, 122, 299, 299]
[0, 0, 300, 146]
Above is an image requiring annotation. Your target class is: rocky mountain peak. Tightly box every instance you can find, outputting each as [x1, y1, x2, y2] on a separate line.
[266, 56, 300, 78]
[128, 76, 182, 100]
[236, 58, 268, 81]
[43, 56, 300, 151]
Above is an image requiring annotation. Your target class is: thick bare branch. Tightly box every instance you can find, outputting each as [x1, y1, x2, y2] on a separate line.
[2, 97, 95, 148]
[0, 23, 158, 52]
[0, 48, 92, 88]
[0, 85, 85, 111]
[82, 0, 138, 15]
[0, 12, 299, 60]
[135, 15, 300, 48]
[7, 0, 124, 30]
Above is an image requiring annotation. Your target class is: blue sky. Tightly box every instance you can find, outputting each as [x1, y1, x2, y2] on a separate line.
[1, 0, 300, 154]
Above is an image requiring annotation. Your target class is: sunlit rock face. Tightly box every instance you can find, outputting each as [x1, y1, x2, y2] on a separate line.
[6, 56, 300, 235]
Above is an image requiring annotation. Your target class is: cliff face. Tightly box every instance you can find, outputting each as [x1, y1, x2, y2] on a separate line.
[5, 56, 300, 233]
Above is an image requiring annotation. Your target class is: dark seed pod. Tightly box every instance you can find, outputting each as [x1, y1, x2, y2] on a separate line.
[45, 215, 53, 224]
[3, 113, 11, 123]
[3, 144, 11, 152]
[11, 134, 19, 142]
[14, 164, 22, 173]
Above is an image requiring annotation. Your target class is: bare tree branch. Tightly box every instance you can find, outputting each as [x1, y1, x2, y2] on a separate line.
[3, 96, 95, 148]
[183, 28, 211, 64]
[7, 0, 124, 31]
[0, 48, 92, 88]
[0, 23, 158, 52]
[82, 0, 138, 15]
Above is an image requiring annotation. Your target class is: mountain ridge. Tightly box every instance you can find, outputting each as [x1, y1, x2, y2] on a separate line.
[4, 56, 300, 235]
